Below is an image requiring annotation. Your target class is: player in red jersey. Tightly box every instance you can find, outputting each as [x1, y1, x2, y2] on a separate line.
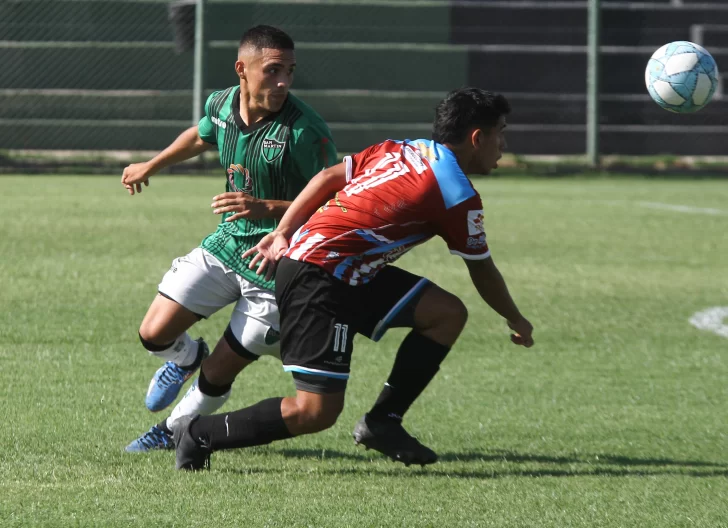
[171, 88, 535, 471]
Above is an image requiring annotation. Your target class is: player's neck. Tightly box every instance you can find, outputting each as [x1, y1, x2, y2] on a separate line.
[443, 143, 474, 174]
[238, 89, 271, 126]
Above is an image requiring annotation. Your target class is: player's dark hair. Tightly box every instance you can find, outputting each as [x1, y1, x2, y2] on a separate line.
[239, 25, 294, 52]
[432, 88, 510, 144]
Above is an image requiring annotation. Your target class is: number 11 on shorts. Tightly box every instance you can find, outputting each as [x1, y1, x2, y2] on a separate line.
[333, 323, 348, 353]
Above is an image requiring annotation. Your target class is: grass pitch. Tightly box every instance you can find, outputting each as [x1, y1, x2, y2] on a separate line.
[1, 175, 727, 527]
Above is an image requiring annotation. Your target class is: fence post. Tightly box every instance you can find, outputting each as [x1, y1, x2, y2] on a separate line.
[192, 0, 206, 126]
[586, 0, 601, 167]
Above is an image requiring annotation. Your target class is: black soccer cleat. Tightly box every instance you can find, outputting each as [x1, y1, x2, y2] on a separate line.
[352, 414, 438, 467]
[171, 415, 211, 471]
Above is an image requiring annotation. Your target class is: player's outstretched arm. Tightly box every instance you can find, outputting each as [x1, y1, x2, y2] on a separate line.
[211, 193, 292, 222]
[241, 162, 348, 276]
[121, 126, 213, 196]
[464, 257, 534, 348]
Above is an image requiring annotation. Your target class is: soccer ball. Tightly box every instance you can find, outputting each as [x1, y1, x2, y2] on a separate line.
[645, 41, 719, 113]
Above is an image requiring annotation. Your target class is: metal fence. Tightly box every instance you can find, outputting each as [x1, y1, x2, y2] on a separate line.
[1, 0, 728, 171]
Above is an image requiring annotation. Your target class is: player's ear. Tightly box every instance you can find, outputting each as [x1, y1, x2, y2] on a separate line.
[470, 128, 482, 149]
[235, 60, 246, 81]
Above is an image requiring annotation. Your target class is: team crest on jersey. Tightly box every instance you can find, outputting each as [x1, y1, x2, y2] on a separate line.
[264, 327, 280, 346]
[261, 138, 286, 163]
[227, 164, 253, 193]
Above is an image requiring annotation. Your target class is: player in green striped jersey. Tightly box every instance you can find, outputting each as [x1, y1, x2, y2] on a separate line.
[121, 26, 336, 452]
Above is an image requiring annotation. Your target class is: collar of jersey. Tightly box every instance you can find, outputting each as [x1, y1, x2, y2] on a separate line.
[232, 87, 287, 134]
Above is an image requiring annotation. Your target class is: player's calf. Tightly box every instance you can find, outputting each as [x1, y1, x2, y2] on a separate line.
[280, 391, 344, 436]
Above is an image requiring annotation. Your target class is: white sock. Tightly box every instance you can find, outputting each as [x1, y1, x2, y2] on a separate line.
[149, 332, 198, 367]
[166, 380, 231, 429]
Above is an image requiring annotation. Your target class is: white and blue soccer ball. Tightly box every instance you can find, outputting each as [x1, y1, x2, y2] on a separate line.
[645, 41, 719, 113]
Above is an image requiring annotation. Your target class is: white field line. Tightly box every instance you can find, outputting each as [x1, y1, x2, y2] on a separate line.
[486, 198, 727, 215]
[637, 201, 728, 216]
[689, 307, 728, 339]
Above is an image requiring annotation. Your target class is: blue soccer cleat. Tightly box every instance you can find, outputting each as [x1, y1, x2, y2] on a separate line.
[125, 425, 174, 452]
[145, 338, 209, 412]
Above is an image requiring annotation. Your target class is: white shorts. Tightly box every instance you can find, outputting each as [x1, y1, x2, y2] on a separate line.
[158, 248, 280, 359]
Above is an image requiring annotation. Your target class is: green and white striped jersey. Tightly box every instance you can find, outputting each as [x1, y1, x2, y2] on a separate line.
[197, 86, 336, 290]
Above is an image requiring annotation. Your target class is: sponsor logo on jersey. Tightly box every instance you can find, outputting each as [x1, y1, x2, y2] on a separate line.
[403, 145, 427, 174]
[227, 164, 253, 193]
[467, 234, 487, 249]
[383, 245, 408, 263]
[211, 116, 227, 130]
[467, 210, 485, 236]
[261, 138, 286, 163]
[415, 142, 437, 162]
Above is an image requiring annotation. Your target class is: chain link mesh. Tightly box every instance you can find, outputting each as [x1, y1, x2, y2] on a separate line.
[1, 0, 727, 171]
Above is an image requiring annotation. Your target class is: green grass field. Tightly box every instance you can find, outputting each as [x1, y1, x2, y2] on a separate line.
[2, 175, 728, 527]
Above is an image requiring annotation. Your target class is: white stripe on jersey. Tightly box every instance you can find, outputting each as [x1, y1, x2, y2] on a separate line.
[289, 233, 326, 261]
[449, 249, 491, 260]
[361, 229, 393, 245]
[344, 155, 353, 183]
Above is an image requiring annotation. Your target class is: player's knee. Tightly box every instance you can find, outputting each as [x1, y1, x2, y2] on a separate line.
[138, 316, 172, 347]
[138, 329, 170, 351]
[441, 295, 468, 333]
[416, 289, 468, 336]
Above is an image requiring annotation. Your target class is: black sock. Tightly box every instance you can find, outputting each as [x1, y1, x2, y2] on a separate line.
[197, 367, 232, 397]
[138, 332, 174, 352]
[368, 331, 451, 422]
[189, 397, 293, 451]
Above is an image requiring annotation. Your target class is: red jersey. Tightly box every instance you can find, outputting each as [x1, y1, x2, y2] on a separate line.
[285, 139, 490, 285]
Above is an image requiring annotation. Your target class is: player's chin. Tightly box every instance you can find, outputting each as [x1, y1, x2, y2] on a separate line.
[482, 162, 498, 174]
[267, 94, 287, 111]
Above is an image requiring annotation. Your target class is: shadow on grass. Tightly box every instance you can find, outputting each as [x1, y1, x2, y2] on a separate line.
[219, 447, 728, 479]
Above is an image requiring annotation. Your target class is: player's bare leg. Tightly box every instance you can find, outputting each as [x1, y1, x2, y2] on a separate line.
[139, 294, 201, 346]
[138, 295, 209, 412]
[354, 284, 467, 466]
[172, 390, 345, 470]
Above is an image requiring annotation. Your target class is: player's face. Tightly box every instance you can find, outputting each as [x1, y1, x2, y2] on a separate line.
[475, 116, 507, 174]
[239, 48, 296, 112]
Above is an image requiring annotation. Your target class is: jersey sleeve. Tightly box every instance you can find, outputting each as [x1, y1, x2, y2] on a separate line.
[434, 193, 491, 260]
[197, 91, 219, 145]
[291, 124, 338, 182]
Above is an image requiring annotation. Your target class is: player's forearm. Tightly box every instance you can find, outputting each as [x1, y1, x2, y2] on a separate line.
[263, 200, 293, 219]
[275, 164, 347, 238]
[466, 259, 523, 323]
[146, 126, 213, 174]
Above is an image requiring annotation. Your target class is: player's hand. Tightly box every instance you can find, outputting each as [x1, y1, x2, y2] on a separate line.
[241, 230, 290, 281]
[212, 192, 270, 221]
[121, 162, 153, 195]
[507, 317, 534, 348]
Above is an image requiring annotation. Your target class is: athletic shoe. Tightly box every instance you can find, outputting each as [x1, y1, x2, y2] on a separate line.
[171, 415, 211, 471]
[124, 425, 173, 452]
[352, 414, 438, 467]
[145, 338, 209, 412]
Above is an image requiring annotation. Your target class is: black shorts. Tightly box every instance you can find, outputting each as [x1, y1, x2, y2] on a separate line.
[275, 257, 430, 393]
